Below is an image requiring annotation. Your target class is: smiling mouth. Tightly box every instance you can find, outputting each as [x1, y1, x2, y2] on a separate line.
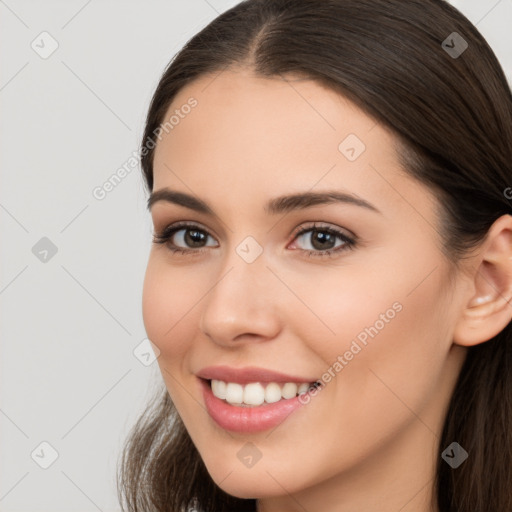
[205, 378, 321, 407]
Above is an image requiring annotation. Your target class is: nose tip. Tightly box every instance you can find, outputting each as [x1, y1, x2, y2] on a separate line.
[199, 263, 281, 347]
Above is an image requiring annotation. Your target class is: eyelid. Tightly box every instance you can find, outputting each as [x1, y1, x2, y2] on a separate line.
[154, 219, 218, 238]
[152, 220, 219, 246]
[153, 220, 352, 243]
[153, 220, 357, 258]
[289, 221, 355, 240]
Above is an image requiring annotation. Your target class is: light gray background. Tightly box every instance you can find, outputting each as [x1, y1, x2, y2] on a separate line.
[1, 1, 511, 510]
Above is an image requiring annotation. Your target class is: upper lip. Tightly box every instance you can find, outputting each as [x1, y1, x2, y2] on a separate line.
[197, 365, 316, 385]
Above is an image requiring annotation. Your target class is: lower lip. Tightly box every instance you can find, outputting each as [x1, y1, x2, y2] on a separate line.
[200, 379, 305, 433]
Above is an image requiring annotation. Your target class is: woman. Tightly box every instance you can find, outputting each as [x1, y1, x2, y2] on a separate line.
[117, 0, 512, 510]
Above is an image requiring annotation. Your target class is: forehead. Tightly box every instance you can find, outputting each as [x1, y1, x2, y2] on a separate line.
[155, 69, 383, 163]
[151, 68, 435, 222]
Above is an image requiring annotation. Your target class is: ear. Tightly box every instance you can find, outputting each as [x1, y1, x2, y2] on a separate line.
[453, 214, 512, 347]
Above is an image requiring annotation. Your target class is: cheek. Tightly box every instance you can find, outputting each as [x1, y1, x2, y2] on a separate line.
[141, 254, 199, 359]
[280, 259, 405, 365]
[314, 261, 453, 434]
[293, 247, 453, 417]
[295, 239, 450, 363]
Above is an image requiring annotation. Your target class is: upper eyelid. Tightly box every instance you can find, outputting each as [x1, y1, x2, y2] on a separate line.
[154, 221, 220, 248]
[292, 222, 354, 238]
[155, 220, 218, 238]
[158, 221, 353, 244]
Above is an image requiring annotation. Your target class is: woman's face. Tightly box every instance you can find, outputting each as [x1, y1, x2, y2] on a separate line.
[143, 69, 470, 507]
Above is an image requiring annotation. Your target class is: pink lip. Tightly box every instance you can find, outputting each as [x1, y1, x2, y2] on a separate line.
[196, 365, 315, 385]
[199, 378, 306, 433]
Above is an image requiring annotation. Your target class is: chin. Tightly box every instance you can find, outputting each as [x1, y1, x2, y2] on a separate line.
[205, 463, 292, 499]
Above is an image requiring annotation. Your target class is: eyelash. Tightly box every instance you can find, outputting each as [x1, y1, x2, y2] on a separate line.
[152, 221, 357, 259]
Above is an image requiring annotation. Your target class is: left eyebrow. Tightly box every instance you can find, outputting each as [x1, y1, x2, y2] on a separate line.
[265, 190, 381, 215]
[147, 188, 381, 215]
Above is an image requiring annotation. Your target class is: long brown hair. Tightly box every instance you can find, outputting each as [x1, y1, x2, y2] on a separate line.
[117, 1, 512, 510]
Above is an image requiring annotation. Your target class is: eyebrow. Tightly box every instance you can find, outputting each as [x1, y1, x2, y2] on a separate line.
[147, 188, 381, 215]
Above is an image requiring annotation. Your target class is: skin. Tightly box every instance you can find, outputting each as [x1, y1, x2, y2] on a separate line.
[142, 68, 512, 512]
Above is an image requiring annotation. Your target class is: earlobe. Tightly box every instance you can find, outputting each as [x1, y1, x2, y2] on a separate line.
[467, 294, 494, 308]
[453, 214, 512, 347]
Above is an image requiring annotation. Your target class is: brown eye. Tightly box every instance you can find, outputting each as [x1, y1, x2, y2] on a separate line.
[152, 222, 218, 254]
[290, 224, 357, 259]
[179, 228, 208, 248]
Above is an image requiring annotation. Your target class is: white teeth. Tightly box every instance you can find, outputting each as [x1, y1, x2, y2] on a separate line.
[264, 382, 282, 403]
[243, 383, 265, 406]
[225, 382, 244, 404]
[282, 382, 298, 399]
[298, 383, 309, 394]
[211, 379, 313, 406]
[211, 379, 227, 400]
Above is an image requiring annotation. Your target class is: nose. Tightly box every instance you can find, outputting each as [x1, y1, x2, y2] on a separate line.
[199, 253, 282, 347]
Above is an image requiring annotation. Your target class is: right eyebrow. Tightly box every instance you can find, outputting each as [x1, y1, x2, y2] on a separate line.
[147, 189, 213, 214]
